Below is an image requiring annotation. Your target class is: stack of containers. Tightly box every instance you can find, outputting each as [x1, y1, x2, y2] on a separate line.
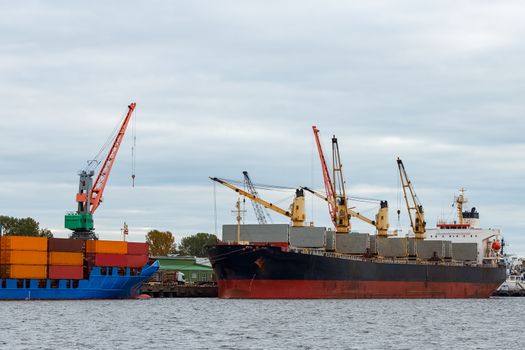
[0, 236, 48, 279]
[126, 242, 149, 268]
[85, 241, 149, 269]
[47, 238, 84, 279]
[86, 240, 128, 267]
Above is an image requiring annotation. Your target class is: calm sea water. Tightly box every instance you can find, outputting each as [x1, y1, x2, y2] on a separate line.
[0, 298, 523, 349]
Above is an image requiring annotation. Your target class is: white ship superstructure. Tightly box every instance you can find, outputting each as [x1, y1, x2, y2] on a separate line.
[426, 189, 502, 264]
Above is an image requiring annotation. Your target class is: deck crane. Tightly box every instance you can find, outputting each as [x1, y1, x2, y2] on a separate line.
[302, 187, 390, 236]
[242, 171, 272, 224]
[312, 126, 349, 233]
[396, 157, 426, 239]
[65, 103, 136, 240]
[210, 177, 305, 227]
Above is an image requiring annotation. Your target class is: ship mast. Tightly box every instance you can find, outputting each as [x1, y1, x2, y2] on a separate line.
[455, 188, 467, 224]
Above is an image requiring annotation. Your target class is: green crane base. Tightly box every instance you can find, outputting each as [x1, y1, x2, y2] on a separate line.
[65, 213, 94, 231]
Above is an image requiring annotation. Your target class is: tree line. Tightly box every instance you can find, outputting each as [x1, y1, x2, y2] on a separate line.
[0, 215, 53, 237]
[146, 230, 218, 257]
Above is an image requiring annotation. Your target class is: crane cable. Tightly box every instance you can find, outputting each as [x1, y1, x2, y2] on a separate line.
[217, 178, 296, 192]
[86, 112, 123, 172]
[131, 106, 137, 187]
[396, 167, 401, 230]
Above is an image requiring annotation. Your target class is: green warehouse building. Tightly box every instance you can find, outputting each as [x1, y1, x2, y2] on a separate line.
[153, 256, 214, 284]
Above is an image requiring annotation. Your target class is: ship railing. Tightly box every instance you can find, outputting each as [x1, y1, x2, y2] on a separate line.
[290, 248, 484, 267]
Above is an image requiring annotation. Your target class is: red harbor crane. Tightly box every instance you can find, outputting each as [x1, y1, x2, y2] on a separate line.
[65, 103, 136, 240]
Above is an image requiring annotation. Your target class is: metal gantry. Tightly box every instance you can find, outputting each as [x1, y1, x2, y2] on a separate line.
[242, 171, 272, 224]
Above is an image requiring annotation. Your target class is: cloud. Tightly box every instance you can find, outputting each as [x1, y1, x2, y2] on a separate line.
[1, 1, 524, 254]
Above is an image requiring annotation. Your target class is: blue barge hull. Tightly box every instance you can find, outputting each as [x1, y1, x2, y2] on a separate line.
[0, 261, 159, 300]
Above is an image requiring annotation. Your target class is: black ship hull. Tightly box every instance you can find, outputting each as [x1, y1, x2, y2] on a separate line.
[208, 244, 506, 299]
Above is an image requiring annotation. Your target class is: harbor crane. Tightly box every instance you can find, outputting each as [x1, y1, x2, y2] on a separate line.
[312, 126, 349, 233]
[312, 126, 390, 235]
[210, 177, 305, 227]
[65, 103, 136, 240]
[396, 157, 426, 239]
[242, 171, 272, 224]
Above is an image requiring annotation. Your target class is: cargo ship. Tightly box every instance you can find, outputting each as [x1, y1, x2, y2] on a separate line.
[208, 128, 507, 298]
[0, 236, 158, 300]
[0, 103, 160, 300]
[208, 224, 506, 299]
[208, 167, 505, 298]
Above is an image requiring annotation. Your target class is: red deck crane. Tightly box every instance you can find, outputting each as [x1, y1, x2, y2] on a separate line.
[65, 103, 136, 239]
[312, 126, 350, 233]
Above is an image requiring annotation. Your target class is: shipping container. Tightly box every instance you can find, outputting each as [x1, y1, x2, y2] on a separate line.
[127, 242, 149, 255]
[48, 252, 83, 266]
[325, 230, 336, 251]
[0, 250, 47, 265]
[48, 238, 84, 252]
[86, 253, 128, 267]
[0, 265, 47, 279]
[222, 224, 289, 243]
[452, 243, 478, 261]
[48, 265, 83, 280]
[369, 235, 378, 255]
[407, 238, 417, 256]
[289, 227, 326, 248]
[125, 254, 148, 268]
[377, 237, 407, 258]
[86, 240, 127, 254]
[444, 241, 452, 259]
[336, 233, 370, 254]
[416, 240, 446, 259]
[0, 236, 47, 252]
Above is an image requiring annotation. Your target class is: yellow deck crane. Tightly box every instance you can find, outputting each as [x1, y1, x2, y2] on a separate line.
[312, 126, 390, 235]
[209, 177, 306, 227]
[302, 187, 390, 236]
[312, 126, 349, 233]
[396, 157, 426, 239]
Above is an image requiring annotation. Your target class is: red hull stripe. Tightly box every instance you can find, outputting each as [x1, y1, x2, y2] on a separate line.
[218, 280, 500, 299]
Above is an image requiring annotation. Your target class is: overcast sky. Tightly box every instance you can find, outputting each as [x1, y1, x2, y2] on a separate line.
[1, 1, 524, 254]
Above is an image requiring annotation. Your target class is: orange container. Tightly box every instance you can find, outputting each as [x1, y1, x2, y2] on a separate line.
[0, 250, 47, 265]
[0, 265, 47, 279]
[48, 252, 83, 266]
[86, 240, 127, 254]
[0, 236, 48, 251]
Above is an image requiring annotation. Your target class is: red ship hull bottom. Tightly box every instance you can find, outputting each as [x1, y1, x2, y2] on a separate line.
[218, 280, 501, 299]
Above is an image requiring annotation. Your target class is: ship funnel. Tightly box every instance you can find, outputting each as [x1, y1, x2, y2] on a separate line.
[462, 207, 480, 228]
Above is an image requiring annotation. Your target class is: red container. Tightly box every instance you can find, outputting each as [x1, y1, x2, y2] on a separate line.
[48, 265, 83, 280]
[48, 238, 84, 252]
[86, 253, 128, 267]
[126, 254, 148, 268]
[127, 242, 149, 255]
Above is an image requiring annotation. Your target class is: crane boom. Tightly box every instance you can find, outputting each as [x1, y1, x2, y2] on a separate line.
[210, 177, 305, 227]
[397, 157, 426, 239]
[331, 135, 350, 233]
[303, 186, 389, 235]
[312, 126, 337, 226]
[242, 171, 272, 224]
[90, 103, 136, 214]
[65, 103, 136, 239]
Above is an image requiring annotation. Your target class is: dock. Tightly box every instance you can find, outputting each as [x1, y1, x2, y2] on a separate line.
[141, 283, 218, 298]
